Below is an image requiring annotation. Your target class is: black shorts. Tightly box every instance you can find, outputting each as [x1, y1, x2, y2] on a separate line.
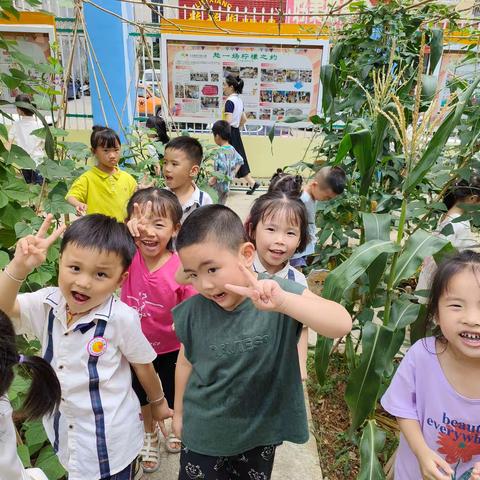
[131, 349, 179, 408]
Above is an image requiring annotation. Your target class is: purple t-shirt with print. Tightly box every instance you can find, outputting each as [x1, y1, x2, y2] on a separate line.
[381, 337, 480, 480]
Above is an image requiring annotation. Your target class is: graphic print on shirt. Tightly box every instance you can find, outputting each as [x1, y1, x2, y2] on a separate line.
[126, 291, 165, 320]
[428, 412, 480, 479]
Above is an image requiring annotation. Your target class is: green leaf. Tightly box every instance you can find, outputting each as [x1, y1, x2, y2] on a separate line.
[4, 180, 36, 202]
[0, 191, 8, 209]
[392, 229, 449, 287]
[334, 133, 352, 165]
[358, 420, 386, 480]
[345, 333, 357, 371]
[314, 336, 333, 386]
[309, 114, 322, 124]
[320, 64, 337, 117]
[17, 444, 31, 468]
[0, 123, 8, 140]
[389, 298, 421, 330]
[404, 76, 480, 193]
[0, 250, 9, 268]
[3, 145, 36, 169]
[429, 29, 443, 75]
[351, 129, 373, 176]
[345, 322, 395, 432]
[38, 159, 75, 179]
[34, 444, 66, 480]
[24, 420, 48, 447]
[421, 75, 438, 103]
[323, 240, 400, 302]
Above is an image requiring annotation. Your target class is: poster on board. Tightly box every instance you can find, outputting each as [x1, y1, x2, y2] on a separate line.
[162, 36, 328, 124]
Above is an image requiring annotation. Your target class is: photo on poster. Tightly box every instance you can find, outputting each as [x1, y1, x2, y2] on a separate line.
[175, 85, 185, 98]
[286, 70, 299, 82]
[223, 65, 240, 78]
[185, 85, 200, 99]
[272, 90, 287, 103]
[286, 91, 298, 103]
[285, 107, 304, 118]
[210, 72, 220, 82]
[240, 67, 258, 79]
[261, 69, 274, 81]
[259, 109, 271, 120]
[191, 72, 209, 81]
[274, 69, 287, 82]
[260, 90, 273, 102]
[201, 96, 219, 108]
[298, 92, 311, 103]
[272, 108, 285, 120]
[299, 70, 312, 82]
[246, 111, 257, 119]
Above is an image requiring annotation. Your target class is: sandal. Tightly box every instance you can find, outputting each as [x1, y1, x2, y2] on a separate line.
[166, 432, 182, 454]
[140, 431, 160, 473]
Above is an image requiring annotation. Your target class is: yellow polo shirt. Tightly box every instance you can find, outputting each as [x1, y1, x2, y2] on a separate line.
[66, 166, 137, 221]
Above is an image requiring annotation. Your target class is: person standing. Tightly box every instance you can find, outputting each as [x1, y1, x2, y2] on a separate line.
[223, 74, 260, 195]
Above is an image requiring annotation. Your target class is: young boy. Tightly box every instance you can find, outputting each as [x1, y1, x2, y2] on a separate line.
[7, 94, 44, 185]
[162, 136, 212, 222]
[0, 214, 172, 480]
[208, 120, 244, 205]
[66, 126, 136, 221]
[290, 165, 346, 267]
[172, 205, 351, 479]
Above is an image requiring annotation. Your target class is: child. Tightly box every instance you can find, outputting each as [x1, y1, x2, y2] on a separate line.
[268, 169, 303, 198]
[7, 94, 44, 185]
[290, 166, 346, 268]
[120, 188, 196, 472]
[0, 310, 60, 480]
[416, 176, 480, 302]
[146, 116, 170, 177]
[245, 190, 311, 380]
[208, 120, 244, 205]
[382, 250, 480, 480]
[0, 214, 172, 480]
[172, 205, 351, 479]
[162, 136, 212, 222]
[66, 126, 137, 221]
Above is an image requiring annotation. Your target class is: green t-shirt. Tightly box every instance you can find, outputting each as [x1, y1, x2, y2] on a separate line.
[173, 274, 309, 456]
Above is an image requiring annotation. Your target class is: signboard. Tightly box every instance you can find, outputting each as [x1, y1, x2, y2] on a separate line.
[161, 35, 329, 124]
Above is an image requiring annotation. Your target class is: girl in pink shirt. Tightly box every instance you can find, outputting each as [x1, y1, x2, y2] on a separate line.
[121, 187, 196, 472]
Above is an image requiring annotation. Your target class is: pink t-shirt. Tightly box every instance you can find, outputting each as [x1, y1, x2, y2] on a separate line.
[381, 337, 480, 480]
[121, 251, 197, 354]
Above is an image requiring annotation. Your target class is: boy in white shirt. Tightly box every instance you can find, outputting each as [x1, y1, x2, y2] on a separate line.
[0, 214, 172, 480]
[7, 94, 45, 185]
[162, 136, 212, 222]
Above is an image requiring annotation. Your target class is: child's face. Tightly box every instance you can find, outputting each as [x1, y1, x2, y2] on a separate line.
[436, 269, 480, 360]
[93, 143, 121, 172]
[311, 181, 337, 201]
[58, 243, 128, 314]
[253, 211, 301, 274]
[179, 239, 255, 311]
[163, 148, 198, 191]
[134, 210, 179, 260]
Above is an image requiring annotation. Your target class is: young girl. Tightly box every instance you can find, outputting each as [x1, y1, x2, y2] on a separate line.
[0, 310, 61, 480]
[268, 170, 303, 198]
[382, 250, 480, 480]
[416, 176, 480, 302]
[145, 116, 170, 178]
[121, 187, 196, 472]
[66, 125, 137, 221]
[245, 190, 311, 379]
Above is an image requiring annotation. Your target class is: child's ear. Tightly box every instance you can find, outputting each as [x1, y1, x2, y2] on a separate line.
[239, 242, 255, 268]
[190, 164, 200, 177]
[172, 223, 181, 237]
[118, 271, 129, 287]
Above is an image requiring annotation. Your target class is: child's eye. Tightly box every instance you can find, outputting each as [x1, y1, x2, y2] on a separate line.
[208, 267, 217, 274]
[155, 223, 164, 228]
[287, 231, 298, 236]
[69, 266, 80, 272]
[449, 304, 462, 308]
[188, 273, 197, 279]
[266, 227, 275, 232]
[97, 272, 108, 278]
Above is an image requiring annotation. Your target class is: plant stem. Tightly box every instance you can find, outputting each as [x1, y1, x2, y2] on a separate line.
[383, 195, 407, 325]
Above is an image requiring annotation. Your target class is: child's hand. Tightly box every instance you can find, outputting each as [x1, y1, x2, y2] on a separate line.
[150, 399, 173, 439]
[126, 201, 152, 238]
[225, 264, 287, 311]
[75, 203, 87, 216]
[471, 463, 480, 480]
[172, 412, 183, 442]
[417, 447, 453, 480]
[12, 214, 65, 275]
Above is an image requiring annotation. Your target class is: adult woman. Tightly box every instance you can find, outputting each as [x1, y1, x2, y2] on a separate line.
[223, 74, 260, 195]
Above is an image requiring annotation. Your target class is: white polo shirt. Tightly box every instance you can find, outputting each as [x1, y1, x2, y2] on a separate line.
[180, 183, 213, 223]
[253, 254, 308, 287]
[16, 287, 157, 480]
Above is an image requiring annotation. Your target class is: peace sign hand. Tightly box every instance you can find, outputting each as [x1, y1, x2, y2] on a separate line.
[13, 214, 66, 275]
[225, 264, 287, 312]
[126, 201, 152, 238]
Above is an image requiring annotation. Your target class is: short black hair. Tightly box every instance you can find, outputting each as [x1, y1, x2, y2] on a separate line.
[15, 94, 34, 116]
[246, 191, 309, 253]
[176, 204, 247, 252]
[212, 120, 231, 142]
[91, 125, 121, 150]
[146, 116, 170, 145]
[60, 214, 136, 270]
[316, 166, 347, 195]
[165, 136, 203, 166]
[443, 173, 480, 210]
[127, 187, 182, 225]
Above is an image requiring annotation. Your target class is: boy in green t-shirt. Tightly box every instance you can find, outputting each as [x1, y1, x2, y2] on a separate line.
[172, 204, 351, 479]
